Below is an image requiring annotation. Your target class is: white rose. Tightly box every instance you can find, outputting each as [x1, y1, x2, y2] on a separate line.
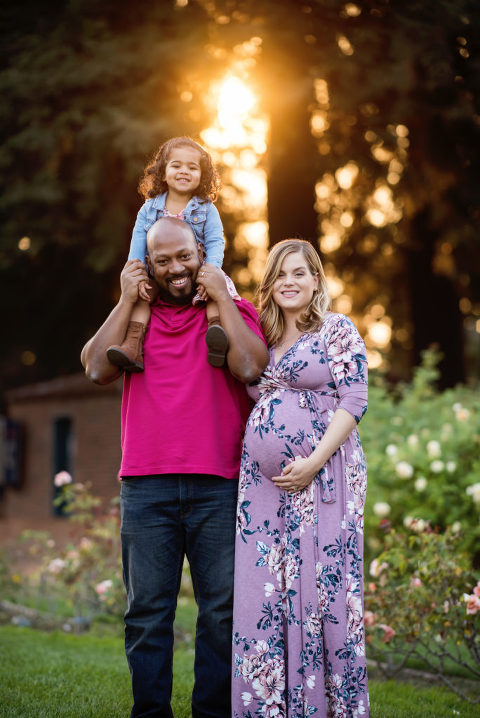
[451, 521, 461, 533]
[407, 434, 419, 447]
[54, 470, 73, 487]
[404, 516, 414, 528]
[373, 501, 391, 517]
[430, 460, 444, 473]
[446, 461, 457, 473]
[466, 483, 480, 504]
[48, 558, 66, 574]
[386, 444, 398, 457]
[427, 440, 441, 458]
[396, 461, 414, 479]
[413, 518, 427, 533]
[414, 477, 427, 492]
[455, 407, 470, 421]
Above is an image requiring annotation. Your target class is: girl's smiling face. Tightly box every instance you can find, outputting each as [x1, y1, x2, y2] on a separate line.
[272, 251, 318, 317]
[163, 145, 202, 196]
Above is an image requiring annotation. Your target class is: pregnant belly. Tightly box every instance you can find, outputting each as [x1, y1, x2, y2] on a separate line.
[243, 408, 318, 480]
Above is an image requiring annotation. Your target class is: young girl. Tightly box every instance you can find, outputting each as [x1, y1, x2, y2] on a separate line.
[106, 136, 237, 371]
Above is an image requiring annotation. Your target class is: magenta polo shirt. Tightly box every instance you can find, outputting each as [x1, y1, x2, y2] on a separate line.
[120, 297, 266, 479]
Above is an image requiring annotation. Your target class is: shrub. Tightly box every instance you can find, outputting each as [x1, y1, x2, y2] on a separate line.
[365, 524, 480, 704]
[17, 476, 194, 622]
[361, 350, 480, 567]
[20, 479, 125, 618]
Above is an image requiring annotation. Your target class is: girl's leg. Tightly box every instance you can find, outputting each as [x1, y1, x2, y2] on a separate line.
[205, 299, 228, 368]
[106, 284, 157, 372]
[130, 298, 152, 326]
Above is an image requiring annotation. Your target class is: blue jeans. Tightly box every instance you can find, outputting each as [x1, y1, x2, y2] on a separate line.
[120, 475, 238, 718]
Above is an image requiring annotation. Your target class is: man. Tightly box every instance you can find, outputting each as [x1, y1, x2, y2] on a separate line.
[81, 217, 268, 718]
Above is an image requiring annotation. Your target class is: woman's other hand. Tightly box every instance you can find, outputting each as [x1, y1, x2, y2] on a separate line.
[272, 456, 318, 492]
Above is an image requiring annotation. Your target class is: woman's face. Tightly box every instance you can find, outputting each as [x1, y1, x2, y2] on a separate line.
[272, 251, 318, 316]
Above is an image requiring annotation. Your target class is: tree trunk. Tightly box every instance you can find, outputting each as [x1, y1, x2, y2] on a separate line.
[264, 63, 319, 248]
[406, 208, 465, 387]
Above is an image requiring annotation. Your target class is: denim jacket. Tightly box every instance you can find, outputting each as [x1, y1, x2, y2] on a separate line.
[128, 192, 225, 267]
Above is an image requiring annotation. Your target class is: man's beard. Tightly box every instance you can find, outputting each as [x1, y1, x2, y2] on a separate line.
[156, 282, 196, 306]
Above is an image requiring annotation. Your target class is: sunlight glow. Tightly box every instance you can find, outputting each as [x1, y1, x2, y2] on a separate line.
[340, 211, 354, 228]
[201, 68, 269, 293]
[366, 183, 403, 227]
[371, 143, 393, 163]
[326, 275, 344, 299]
[368, 321, 392, 348]
[337, 35, 354, 55]
[366, 208, 387, 227]
[218, 77, 255, 123]
[336, 294, 353, 313]
[239, 221, 269, 250]
[367, 350, 383, 369]
[320, 233, 342, 253]
[311, 112, 329, 137]
[314, 79, 330, 107]
[335, 162, 359, 190]
[315, 182, 331, 199]
[201, 75, 267, 152]
[344, 3, 361, 16]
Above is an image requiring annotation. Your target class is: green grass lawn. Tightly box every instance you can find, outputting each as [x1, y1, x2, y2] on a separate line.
[0, 598, 477, 718]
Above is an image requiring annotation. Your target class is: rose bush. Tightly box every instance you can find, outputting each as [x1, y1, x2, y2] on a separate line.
[361, 350, 480, 567]
[365, 524, 480, 703]
[20, 478, 125, 618]
[18, 477, 194, 622]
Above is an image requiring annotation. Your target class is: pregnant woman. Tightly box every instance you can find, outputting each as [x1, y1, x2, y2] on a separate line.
[232, 239, 369, 717]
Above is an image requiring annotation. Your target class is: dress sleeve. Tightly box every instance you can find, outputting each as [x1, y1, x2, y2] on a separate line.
[128, 202, 149, 263]
[324, 314, 368, 424]
[202, 202, 225, 267]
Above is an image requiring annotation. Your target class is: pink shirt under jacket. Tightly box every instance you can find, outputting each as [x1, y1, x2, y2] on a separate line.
[120, 298, 266, 479]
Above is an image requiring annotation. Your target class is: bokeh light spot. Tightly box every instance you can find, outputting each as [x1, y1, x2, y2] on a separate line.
[18, 236, 31, 251]
[21, 350, 36, 366]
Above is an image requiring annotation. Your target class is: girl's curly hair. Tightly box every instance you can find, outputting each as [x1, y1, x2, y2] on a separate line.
[138, 137, 220, 201]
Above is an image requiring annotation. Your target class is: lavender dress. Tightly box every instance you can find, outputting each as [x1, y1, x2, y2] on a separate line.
[232, 313, 369, 718]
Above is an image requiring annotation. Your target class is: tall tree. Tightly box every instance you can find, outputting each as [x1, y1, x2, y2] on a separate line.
[0, 0, 212, 395]
[198, 0, 480, 385]
[2, 0, 479, 395]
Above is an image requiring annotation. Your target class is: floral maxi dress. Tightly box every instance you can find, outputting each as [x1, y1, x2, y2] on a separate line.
[232, 313, 369, 718]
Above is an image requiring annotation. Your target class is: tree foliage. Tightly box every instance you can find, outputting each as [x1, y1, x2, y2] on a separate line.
[1, 0, 480, 393]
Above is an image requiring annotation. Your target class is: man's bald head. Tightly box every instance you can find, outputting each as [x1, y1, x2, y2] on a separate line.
[146, 217, 196, 255]
[145, 217, 203, 305]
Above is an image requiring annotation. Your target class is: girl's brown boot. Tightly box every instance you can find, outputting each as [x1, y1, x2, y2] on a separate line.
[106, 321, 145, 372]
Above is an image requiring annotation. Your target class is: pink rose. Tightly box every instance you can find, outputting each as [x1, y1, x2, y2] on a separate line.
[379, 624, 395, 642]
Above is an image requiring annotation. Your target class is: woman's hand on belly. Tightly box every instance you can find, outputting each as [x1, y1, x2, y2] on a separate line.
[272, 455, 318, 493]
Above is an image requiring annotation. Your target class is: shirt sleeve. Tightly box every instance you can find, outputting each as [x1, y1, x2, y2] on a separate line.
[324, 314, 368, 424]
[235, 298, 268, 346]
[128, 202, 149, 263]
[202, 203, 225, 267]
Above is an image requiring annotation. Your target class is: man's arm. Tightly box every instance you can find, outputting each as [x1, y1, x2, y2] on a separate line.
[197, 265, 269, 383]
[80, 260, 148, 385]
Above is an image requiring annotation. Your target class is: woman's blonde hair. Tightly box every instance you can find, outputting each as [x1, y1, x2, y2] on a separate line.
[257, 239, 331, 347]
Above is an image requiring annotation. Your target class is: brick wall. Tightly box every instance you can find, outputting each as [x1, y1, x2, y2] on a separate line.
[0, 373, 123, 546]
